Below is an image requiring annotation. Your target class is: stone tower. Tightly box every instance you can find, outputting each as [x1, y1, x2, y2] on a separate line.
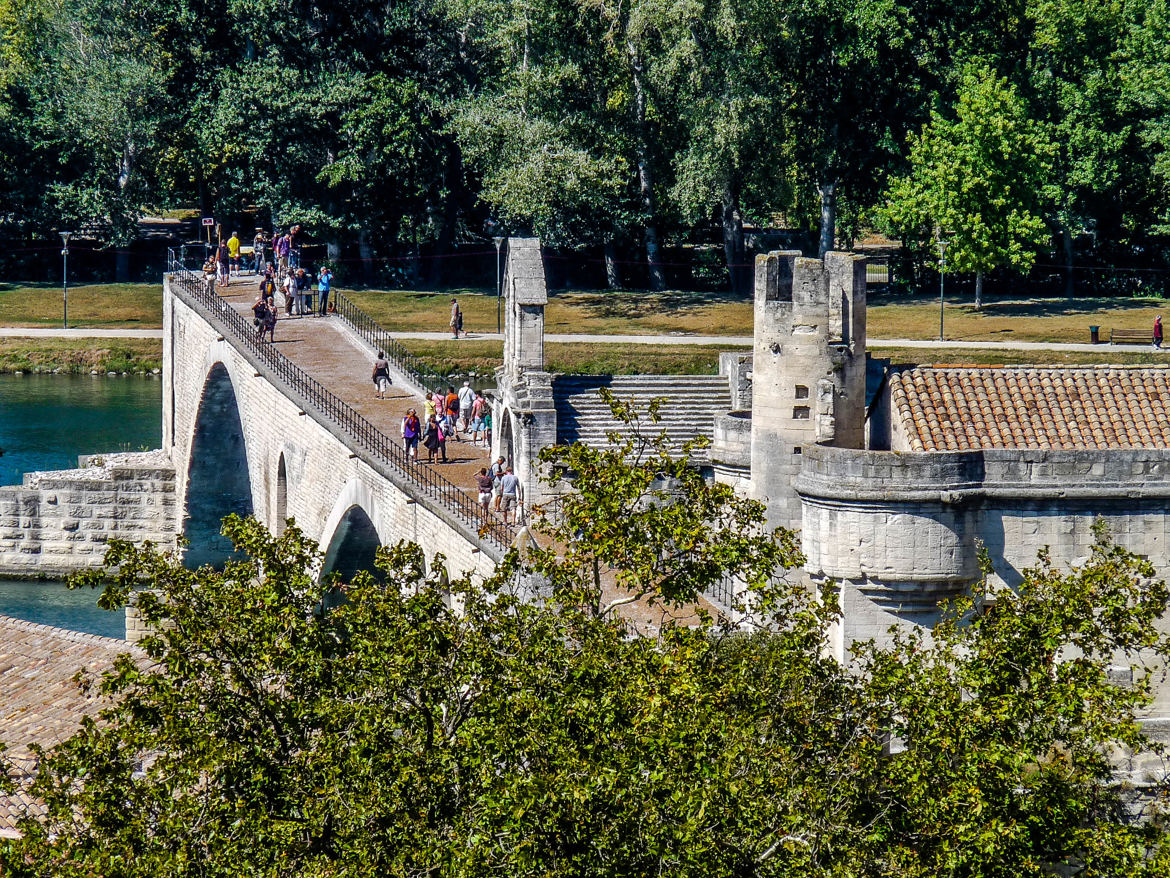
[491, 238, 558, 504]
[749, 250, 867, 531]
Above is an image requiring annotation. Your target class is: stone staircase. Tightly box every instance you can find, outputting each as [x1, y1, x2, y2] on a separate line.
[552, 375, 733, 458]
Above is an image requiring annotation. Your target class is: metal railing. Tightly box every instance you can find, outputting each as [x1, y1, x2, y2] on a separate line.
[165, 251, 515, 553]
[330, 292, 451, 394]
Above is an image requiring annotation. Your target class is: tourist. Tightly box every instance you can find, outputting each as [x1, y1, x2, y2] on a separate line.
[470, 392, 487, 445]
[251, 294, 268, 339]
[318, 265, 333, 316]
[282, 269, 296, 316]
[432, 389, 446, 422]
[422, 414, 443, 463]
[401, 409, 420, 460]
[423, 392, 436, 420]
[458, 381, 476, 433]
[490, 455, 506, 510]
[275, 231, 290, 279]
[372, 351, 391, 399]
[288, 223, 302, 269]
[227, 231, 241, 276]
[475, 467, 494, 512]
[252, 228, 266, 272]
[262, 297, 277, 342]
[498, 466, 522, 524]
[1156, 315, 1164, 349]
[445, 385, 460, 438]
[450, 297, 462, 339]
[483, 408, 492, 448]
[295, 267, 312, 315]
[258, 269, 277, 307]
[216, 239, 230, 288]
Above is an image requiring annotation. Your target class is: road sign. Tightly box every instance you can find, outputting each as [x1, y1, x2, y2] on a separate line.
[201, 217, 215, 227]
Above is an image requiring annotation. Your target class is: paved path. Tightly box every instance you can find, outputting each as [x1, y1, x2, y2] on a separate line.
[2, 315, 1166, 355]
[387, 329, 1170, 355]
[215, 276, 497, 517]
[0, 327, 162, 338]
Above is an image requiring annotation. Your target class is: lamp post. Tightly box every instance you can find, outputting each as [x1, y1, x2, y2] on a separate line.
[60, 231, 73, 329]
[493, 236, 505, 335]
[937, 238, 949, 342]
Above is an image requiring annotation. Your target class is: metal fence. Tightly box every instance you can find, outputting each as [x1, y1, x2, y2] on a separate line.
[165, 251, 515, 553]
[330, 292, 452, 394]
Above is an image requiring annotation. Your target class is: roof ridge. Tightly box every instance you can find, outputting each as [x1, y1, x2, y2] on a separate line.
[0, 612, 137, 651]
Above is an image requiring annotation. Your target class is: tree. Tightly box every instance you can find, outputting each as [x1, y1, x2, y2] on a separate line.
[882, 65, 1052, 309]
[3, 402, 1170, 876]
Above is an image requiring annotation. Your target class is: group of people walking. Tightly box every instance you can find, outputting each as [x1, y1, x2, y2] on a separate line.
[392, 376, 520, 523]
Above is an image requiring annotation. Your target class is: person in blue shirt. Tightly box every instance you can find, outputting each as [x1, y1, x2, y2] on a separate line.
[317, 265, 333, 316]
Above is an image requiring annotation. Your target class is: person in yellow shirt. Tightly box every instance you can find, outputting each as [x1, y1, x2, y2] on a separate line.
[227, 231, 241, 276]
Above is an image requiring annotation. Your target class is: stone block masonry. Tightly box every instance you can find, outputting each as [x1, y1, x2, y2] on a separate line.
[0, 451, 177, 578]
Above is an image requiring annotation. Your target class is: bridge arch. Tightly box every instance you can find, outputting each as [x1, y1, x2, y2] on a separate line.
[183, 361, 254, 569]
[318, 479, 392, 585]
[497, 406, 516, 468]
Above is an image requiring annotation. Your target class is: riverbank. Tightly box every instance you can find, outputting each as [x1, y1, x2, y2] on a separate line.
[0, 338, 162, 373]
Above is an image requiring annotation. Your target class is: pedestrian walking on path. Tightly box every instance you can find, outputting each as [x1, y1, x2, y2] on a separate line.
[490, 456, 506, 511]
[216, 240, 230, 288]
[1156, 315, 1164, 349]
[401, 409, 420, 460]
[475, 467, 494, 512]
[372, 351, 391, 399]
[458, 381, 475, 433]
[252, 294, 268, 340]
[423, 414, 442, 463]
[262, 297, 277, 343]
[450, 298, 462, 338]
[499, 466, 522, 524]
[253, 229, 266, 272]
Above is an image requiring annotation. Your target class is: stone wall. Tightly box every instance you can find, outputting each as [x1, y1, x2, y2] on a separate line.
[796, 444, 1170, 652]
[0, 451, 177, 577]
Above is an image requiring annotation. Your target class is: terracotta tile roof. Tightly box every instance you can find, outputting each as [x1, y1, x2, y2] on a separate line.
[0, 614, 138, 837]
[889, 365, 1170, 452]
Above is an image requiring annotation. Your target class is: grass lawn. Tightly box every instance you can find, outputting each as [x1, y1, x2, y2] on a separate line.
[0, 283, 163, 328]
[342, 288, 757, 337]
[0, 338, 162, 373]
[407, 340, 746, 376]
[343, 286, 1170, 344]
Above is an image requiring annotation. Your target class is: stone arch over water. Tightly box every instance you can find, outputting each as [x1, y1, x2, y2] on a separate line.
[182, 362, 254, 569]
[318, 480, 389, 586]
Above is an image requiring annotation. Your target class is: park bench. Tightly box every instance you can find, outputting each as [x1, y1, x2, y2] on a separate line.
[1110, 328, 1153, 345]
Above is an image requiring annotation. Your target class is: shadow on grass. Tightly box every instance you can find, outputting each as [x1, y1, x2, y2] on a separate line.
[871, 291, 1166, 319]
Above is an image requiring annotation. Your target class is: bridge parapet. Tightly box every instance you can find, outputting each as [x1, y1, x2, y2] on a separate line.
[165, 260, 515, 559]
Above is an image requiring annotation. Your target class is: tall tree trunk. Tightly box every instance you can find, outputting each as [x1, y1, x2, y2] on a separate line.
[115, 140, 136, 283]
[818, 180, 836, 257]
[603, 238, 621, 290]
[628, 43, 666, 292]
[721, 182, 747, 296]
[429, 144, 463, 288]
[358, 230, 374, 285]
[1063, 225, 1076, 297]
[975, 270, 984, 310]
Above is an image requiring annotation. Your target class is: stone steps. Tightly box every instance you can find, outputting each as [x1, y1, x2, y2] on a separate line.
[552, 375, 731, 455]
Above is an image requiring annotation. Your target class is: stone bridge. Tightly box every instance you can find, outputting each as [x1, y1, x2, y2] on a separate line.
[161, 267, 506, 582]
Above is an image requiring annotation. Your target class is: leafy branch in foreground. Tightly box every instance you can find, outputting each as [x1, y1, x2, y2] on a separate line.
[530, 386, 803, 620]
[2, 446, 1170, 875]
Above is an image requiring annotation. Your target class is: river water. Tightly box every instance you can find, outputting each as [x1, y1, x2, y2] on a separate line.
[0, 374, 162, 638]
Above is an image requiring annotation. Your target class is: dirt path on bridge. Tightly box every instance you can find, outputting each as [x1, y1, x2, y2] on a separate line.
[217, 275, 496, 514]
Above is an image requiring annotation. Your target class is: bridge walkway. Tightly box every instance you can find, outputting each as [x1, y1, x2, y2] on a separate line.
[212, 271, 500, 534]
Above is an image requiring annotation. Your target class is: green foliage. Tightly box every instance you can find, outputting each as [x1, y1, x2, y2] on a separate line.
[882, 66, 1052, 295]
[4, 407, 1170, 874]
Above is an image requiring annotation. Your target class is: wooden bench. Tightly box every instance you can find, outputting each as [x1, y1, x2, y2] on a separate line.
[1110, 328, 1153, 345]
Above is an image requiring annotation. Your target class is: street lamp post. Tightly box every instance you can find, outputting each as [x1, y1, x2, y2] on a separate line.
[937, 238, 949, 342]
[60, 231, 73, 330]
[493, 236, 505, 335]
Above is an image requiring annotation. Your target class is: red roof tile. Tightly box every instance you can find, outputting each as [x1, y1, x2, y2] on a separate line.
[0, 615, 139, 837]
[889, 365, 1170, 452]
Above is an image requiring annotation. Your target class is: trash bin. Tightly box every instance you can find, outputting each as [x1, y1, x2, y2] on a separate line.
[1089, 325, 1100, 344]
